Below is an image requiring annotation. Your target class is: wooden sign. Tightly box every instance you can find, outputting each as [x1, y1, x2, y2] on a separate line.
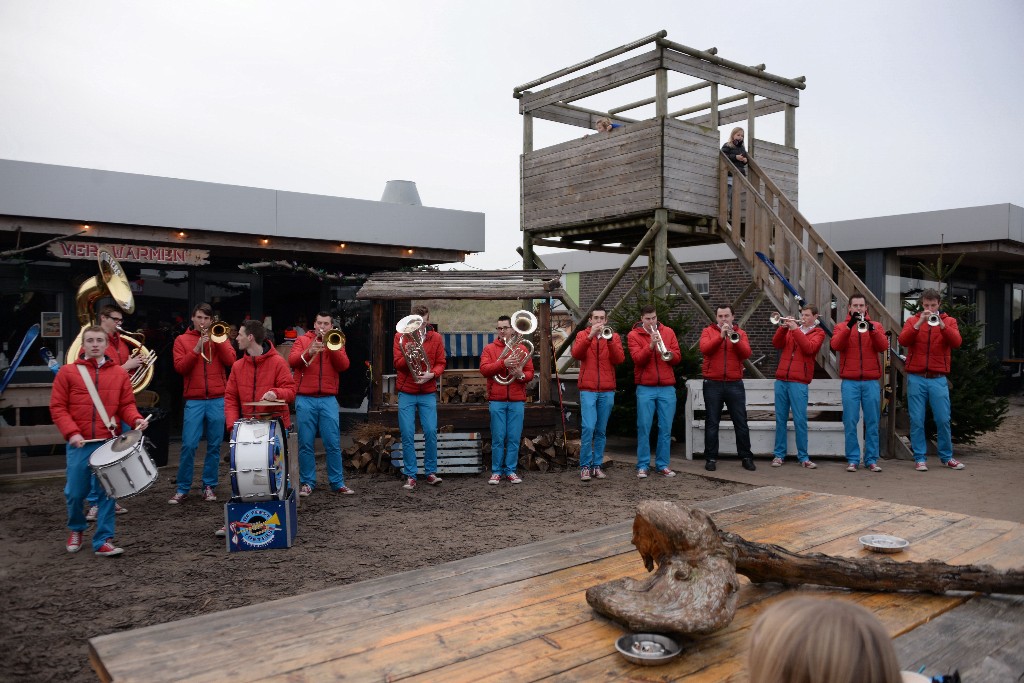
[49, 241, 210, 266]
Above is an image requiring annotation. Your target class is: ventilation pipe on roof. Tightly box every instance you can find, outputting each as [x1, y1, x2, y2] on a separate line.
[380, 180, 422, 206]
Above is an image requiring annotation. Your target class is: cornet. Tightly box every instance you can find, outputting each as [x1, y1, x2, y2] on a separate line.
[926, 313, 941, 327]
[719, 323, 741, 344]
[645, 322, 674, 361]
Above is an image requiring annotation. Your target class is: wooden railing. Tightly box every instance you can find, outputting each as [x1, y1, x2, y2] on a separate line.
[717, 152, 912, 458]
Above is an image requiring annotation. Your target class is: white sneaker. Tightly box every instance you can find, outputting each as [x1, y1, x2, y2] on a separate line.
[85, 505, 98, 522]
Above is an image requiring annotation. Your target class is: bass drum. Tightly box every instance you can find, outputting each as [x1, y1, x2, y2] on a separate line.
[89, 430, 159, 499]
[229, 419, 287, 501]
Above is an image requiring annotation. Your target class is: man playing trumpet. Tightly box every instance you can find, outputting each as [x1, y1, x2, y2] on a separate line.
[572, 308, 624, 482]
[898, 288, 964, 471]
[830, 293, 889, 472]
[479, 315, 535, 484]
[770, 306, 825, 469]
[627, 306, 681, 478]
[169, 303, 236, 504]
[289, 312, 354, 495]
[700, 305, 755, 472]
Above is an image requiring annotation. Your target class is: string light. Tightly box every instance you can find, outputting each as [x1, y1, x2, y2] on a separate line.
[261, 238, 270, 245]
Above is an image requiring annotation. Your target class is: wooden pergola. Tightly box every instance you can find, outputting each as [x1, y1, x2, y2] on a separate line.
[355, 270, 571, 429]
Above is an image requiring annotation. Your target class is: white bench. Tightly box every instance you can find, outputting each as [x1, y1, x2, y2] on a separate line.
[683, 379, 862, 460]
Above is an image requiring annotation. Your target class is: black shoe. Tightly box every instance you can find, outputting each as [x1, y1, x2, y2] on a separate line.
[704, 460, 717, 472]
[741, 458, 756, 471]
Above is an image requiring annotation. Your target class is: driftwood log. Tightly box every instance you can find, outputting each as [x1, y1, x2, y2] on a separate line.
[586, 501, 1024, 637]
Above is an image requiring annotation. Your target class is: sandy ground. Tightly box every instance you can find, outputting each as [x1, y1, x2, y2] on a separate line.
[1, 396, 1021, 682]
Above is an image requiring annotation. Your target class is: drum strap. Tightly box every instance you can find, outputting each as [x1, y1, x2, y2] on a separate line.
[77, 365, 117, 437]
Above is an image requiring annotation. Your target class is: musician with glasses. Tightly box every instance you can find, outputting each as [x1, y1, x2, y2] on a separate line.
[393, 305, 446, 491]
[700, 304, 755, 472]
[289, 311, 353, 496]
[628, 305, 682, 479]
[898, 288, 964, 472]
[572, 307, 624, 482]
[480, 315, 535, 485]
[830, 293, 889, 473]
[770, 306, 826, 469]
[168, 303, 236, 505]
[84, 305, 138, 519]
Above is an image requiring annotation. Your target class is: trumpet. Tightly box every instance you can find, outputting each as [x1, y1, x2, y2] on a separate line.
[851, 313, 871, 333]
[645, 322, 674, 361]
[719, 323, 741, 344]
[496, 310, 537, 385]
[396, 314, 431, 382]
[599, 325, 615, 340]
[769, 312, 798, 326]
[926, 313, 941, 327]
[199, 321, 230, 362]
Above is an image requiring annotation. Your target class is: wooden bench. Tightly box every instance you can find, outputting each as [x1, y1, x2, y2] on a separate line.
[0, 383, 65, 477]
[684, 378, 861, 460]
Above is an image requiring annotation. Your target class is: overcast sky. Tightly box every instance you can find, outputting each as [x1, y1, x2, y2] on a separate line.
[2, 1, 1022, 270]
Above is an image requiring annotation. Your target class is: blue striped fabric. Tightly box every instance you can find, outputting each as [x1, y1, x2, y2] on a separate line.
[442, 332, 496, 359]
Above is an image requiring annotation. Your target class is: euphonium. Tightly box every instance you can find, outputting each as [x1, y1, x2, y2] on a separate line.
[117, 326, 156, 390]
[395, 314, 431, 382]
[66, 248, 154, 393]
[645, 322, 674, 361]
[926, 313, 941, 327]
[495, 310, 537, 385]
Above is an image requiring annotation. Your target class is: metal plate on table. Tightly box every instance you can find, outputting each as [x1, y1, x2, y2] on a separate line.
[860, 534, 909, 553]
[614, 633, 683, 666]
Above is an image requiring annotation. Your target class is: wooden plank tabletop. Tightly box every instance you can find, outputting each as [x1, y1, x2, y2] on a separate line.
[89, 487, 1024, 682]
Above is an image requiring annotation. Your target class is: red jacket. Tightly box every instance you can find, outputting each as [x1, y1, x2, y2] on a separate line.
[289, 331, 351, 396]
[393, 329, 446, 395]
[49, 356, 143, 441]
[173, 328, 236, 400]
[830, 315, 889, 380]
[772, 325, 825, 384]
[700, 324, 752, 381]
[479, 338, 535, 402]
[225, 342, 297, 428]
[627, 323, 681, 386]
[898, 313, 962, 374]
[98, 331, 131, 366]
[571, 329, 624, 392]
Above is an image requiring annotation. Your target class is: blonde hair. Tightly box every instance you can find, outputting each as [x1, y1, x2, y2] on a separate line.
[748, 597, 903, 683]
[729, 126, 744, 143]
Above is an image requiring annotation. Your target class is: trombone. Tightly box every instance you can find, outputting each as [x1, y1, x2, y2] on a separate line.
[319, 328, 346, 351]
[200, 321, 230, 363]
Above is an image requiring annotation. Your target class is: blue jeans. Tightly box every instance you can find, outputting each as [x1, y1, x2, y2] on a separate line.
[489, 401, 524, 475]
[65, 441, 116, 551]
[841, 379, 880, 465]
[907, 374, 953, 463]
[175, 398, 225, 495]
[774, 380, 809, 461]
[398, 392, 438, 478]
[636, 385, 676, 471]
[580, 390, 615, 469]
[703, 380, 752, 460]
[295, 395, 345, 490]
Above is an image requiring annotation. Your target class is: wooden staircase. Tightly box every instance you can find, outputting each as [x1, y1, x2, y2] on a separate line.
[717, 152, 913, 457]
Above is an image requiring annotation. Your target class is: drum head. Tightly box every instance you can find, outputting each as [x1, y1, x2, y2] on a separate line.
[89, 438, 122, 467]
[111, 430, 144, 452]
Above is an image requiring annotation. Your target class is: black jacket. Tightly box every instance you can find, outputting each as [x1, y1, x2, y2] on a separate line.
[722, 141, 748, 176]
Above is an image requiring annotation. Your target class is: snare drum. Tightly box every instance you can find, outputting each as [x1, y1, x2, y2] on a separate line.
[230, 419, 287, 501]
[89, 430, 159, 500]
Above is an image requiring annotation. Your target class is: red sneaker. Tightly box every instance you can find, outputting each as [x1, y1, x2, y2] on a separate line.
[66, 531, 83, 553]
[94, 540, 124, 557]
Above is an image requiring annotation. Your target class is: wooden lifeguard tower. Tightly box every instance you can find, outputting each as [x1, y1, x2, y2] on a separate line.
[516, 31, 911, 456]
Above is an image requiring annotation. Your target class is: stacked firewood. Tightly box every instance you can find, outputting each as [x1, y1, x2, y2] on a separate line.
[483, 429, 583, 472]
[439, 374, 487, 404]
[342, 423, 399, 474]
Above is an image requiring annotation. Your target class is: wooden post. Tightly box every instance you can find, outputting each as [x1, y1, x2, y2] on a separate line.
[747, 93, 756, 154]
[537, 301, 552, 403]
[523, 112, 534, 154]
[784, 103, 795, 148]
[655, 69, 668, 119]
[371, 301, 385, 409]
[667, 252, 717, 324]
[653, 209, 668, 299]
[709, 83, 719, 129]
[521, 235, 536, 313]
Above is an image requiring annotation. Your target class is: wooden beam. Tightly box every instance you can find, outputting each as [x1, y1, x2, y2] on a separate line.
[526, 103, 638, 130]
[532, 238, 635, 255]
[657, 37, 806, 90]
[371, 302, 385, 409]
[784, 103, 796, 147]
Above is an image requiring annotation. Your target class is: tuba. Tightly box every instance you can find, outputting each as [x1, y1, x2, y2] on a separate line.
[495, 310, 537, 385]
[396, 314, 431, 382]
[66, 248, 155, 393]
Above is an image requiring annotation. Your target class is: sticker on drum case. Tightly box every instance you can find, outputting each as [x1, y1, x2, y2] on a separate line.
[230, 508, 283, 548]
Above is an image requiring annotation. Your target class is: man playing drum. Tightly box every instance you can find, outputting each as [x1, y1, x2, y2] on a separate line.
[168, 303, 236, 504]
[50, 325, 147, 556]
[289, 311, 353, 496]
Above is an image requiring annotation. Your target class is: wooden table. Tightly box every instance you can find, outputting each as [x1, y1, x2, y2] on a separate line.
[89, 487, 1024, 682]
